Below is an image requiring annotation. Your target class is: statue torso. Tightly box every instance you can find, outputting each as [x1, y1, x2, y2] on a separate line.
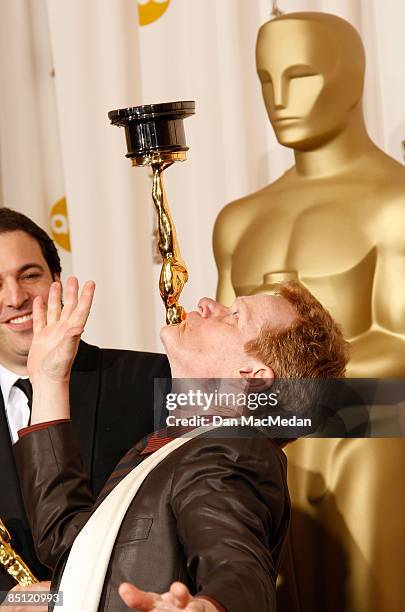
[227, 164, 405, 342]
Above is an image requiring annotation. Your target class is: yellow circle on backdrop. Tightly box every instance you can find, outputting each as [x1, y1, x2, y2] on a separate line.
[138, 0, 171, 26]
[50, 197, 71, 252]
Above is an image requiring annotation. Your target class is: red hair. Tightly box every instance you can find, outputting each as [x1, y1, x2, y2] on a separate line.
[245, 281, 349, 379]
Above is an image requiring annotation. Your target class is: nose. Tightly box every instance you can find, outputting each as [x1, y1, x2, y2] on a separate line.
[2, 278, 29, 309]
[272, 75, 288, 109]
[197, 297, 229, 318]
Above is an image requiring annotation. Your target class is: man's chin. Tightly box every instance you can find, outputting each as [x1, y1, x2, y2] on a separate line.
[160, 321, 187, 366]
[6, 329, 33, 354]
[14, 339, 32, 358]
[0, 339, 31, 372]
[160, 323, 178, 348]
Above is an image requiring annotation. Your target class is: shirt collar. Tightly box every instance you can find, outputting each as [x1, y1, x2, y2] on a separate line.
[0, 363, 28, 404]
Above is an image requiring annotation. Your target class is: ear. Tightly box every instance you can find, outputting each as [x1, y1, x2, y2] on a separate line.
[238, 362, 275, 392]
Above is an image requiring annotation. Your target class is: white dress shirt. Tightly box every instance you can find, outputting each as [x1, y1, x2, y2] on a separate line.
[0, 363, 31, 444]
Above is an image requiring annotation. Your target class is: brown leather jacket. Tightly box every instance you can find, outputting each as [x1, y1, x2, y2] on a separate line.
[14, 423, 290, 611]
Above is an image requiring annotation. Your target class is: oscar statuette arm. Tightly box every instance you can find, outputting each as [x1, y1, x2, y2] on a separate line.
[213, 207, 237, 306]
[152, 163, 188, 324]
[348, 232, 405, 378]
[348, 330, 405, 378]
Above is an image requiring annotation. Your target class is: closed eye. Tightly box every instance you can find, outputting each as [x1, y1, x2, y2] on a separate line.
[225, 310, 239, 324]
[222, 310, 239, 325]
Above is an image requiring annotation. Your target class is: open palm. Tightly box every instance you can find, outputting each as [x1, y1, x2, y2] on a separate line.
[27, 277, 95, 384]
[119, 581, 215, 611]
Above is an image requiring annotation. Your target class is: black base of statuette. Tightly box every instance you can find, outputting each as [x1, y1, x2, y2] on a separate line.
[108, 101, 195, 159]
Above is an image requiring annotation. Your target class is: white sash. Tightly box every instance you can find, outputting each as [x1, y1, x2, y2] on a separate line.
[58, 426, 213, 611]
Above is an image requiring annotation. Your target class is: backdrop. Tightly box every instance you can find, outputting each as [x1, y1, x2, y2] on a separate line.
[0, 0, 404, 351]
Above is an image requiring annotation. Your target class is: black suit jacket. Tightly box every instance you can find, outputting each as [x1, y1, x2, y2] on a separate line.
[0, 341, 170, 597]
[14, 423, 290, 612]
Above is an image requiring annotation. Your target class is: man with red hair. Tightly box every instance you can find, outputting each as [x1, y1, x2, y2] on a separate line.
[11, 278, 348, 612]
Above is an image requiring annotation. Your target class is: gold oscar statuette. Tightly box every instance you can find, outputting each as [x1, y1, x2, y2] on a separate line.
[108, 101, 195, 325]
[0, 518, 38, 586]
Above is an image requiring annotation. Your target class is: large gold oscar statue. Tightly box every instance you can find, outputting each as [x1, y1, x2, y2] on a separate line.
[214, 12, 405, 612]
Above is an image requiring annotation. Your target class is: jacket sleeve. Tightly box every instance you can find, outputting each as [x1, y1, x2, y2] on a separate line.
[13, 422, 95, 570]
[170, 434, 290, 612]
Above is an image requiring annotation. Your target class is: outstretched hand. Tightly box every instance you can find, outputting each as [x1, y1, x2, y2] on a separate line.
[119, 581, 218, 611]
[27, 277, 95, 385]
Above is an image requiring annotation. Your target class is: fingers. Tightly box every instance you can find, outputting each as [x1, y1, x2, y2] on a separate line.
[118, 583, 161, 610]
[169, 583, 192, 608]
[46, 281, 62, 325]
[33, 296, 46, 334]
[60, 277, 95, 328]
[60, 277, 79, 321]
[72, 280, 96, 329]
[118, 582, 207, 612]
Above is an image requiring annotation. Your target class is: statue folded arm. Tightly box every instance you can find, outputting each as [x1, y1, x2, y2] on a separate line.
[213, 200, 248, 306]
[348, 224, 405, 378]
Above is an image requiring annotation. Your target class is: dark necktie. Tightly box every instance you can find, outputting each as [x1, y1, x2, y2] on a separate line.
[14, 378, 33, 410]
[14, 378, 33, 428]
[93, 444, 145, 509]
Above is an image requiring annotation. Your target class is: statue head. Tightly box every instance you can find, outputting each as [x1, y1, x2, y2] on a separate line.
[256, 12, 366, 150]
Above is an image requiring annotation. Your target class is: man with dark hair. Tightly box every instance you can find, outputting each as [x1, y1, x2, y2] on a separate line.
[0, 207, 62, 278]
[0, 208, 170, 601]
[11, 278, 349, 611]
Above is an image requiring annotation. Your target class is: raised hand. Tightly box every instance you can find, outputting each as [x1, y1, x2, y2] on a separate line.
[27, 277, 95, 385]
[25, 277, 95, 426]
[118, 581, 217, 611]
